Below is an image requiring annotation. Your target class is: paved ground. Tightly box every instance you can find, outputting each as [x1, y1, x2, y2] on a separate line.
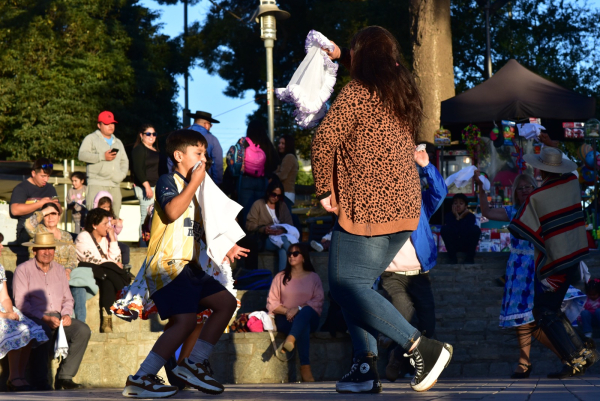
[1, 376, 600, 400]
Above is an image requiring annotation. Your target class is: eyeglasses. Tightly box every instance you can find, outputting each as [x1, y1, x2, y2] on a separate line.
[516, 185, 534, 192]
[287, 251, 301, 257]
[44, 212, 59, 217]
[269, 192, 283, 199]
[143, 132, 157, 137]
[40, 163, 53, 169]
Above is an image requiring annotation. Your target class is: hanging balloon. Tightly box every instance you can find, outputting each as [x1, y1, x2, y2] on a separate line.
[578, 144, 593, 162]
[581, 167, 596, 185]
[584, 150, 600, 169]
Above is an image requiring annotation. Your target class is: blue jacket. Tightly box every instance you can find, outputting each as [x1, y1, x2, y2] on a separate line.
[411, 163, 447, 272]
[189, 124, 224, 185]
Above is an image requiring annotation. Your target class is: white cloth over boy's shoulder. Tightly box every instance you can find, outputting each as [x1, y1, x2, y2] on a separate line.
[54, 320, 69, 360]
[275, 30, 338, 129]
[196, 175, 245, 266]
[445, 166, 490, 190]
[268, 224, 300, 248]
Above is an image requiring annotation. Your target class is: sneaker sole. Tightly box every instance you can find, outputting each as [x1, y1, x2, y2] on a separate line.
[173, 369, 224, 395]
[335, 380, 381, 393]
[122, 385, 177, 398]
[411, 343, 453, 392]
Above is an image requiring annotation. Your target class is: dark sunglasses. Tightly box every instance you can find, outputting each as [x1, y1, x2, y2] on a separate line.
[44, 212, 59, 217]
[269, 192, 283, 199]
[287, 251, 301, 257]
[143, 132, 157, 137]
[40, 163, 53, 169]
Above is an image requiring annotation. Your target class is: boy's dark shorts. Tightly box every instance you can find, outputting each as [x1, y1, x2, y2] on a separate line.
[151, 263, 227, 320]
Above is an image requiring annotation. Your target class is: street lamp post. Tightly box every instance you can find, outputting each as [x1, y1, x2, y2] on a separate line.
[253, 0, 289, 142]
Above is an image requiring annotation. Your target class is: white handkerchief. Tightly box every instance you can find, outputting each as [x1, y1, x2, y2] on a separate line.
[54, 320, 69, 360]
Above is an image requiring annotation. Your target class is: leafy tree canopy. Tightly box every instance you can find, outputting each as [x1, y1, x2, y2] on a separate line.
[185, 0, 411, 158]
[452, 0, 600, 96]
[0, 0, 184, 161]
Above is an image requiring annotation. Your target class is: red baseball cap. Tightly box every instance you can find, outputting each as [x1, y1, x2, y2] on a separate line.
[98, 111, 118, 124]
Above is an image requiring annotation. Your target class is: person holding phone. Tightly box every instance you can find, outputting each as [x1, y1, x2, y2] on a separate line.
[78, 111, 129, 218]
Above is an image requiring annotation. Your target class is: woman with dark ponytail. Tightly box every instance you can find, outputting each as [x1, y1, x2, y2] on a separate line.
[312, 26, 453, 394]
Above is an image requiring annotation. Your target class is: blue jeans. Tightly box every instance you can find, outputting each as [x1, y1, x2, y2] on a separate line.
[134, 186, 155, 241]
[70, 286, 88, 323]
[580, 309, 600, 334]
[264, 237, 292, 271]
[329, 225, 419, 357]
[275, 306, 320, 365]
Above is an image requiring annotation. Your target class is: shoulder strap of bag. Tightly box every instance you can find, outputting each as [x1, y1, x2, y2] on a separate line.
[90, 234, 109, 260]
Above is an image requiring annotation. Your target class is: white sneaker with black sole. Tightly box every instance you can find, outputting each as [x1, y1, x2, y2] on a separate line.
[335, 353, 382, 393]
[122, 374, 178, 398]
[405, 336, 453, 392]
[171, 358, 224, 395]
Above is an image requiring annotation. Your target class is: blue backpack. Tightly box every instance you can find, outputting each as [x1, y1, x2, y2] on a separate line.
[234, 269, 273, 290]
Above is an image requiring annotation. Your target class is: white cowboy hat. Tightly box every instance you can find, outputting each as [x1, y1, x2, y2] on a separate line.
[22, 232, 67, 248]
[523, 147, 577, 174]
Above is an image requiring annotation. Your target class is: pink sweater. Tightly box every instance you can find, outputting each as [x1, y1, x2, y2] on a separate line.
[267, 271, 324, 316]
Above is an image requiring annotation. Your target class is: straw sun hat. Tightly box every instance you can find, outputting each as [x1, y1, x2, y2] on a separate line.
[523, 147, 577, 174]
[22, 232, 67, 248]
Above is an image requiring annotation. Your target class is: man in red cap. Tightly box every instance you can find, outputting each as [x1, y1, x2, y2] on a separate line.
[78, 111, 129, 217]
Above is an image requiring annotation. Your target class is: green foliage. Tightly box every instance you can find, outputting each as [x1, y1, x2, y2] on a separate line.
[451, 0, 600, 97]
[0, 0, 183, 161]
[188, 0, 412, 159]
[295, 160, 314, 186]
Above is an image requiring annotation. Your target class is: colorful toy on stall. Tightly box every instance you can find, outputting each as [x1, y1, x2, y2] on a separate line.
[580, 166, 596, 185]
[510, 140, 526, 175]
[434, 126, 451, 146]
[584, 150, 600, 169]
[490, 126, 504, 148]
[501, 120, 516, 146]
[577, 144, 593, 163]
[462, 124, 483, 161]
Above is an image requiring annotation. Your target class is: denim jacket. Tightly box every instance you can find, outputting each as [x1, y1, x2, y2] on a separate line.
[412, 163, 447, 272]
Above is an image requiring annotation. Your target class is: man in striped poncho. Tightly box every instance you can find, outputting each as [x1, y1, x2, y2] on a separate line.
[509, 147, 597, 378]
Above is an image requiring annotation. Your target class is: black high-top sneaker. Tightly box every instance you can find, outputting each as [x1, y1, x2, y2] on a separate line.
[405, 336, 453, 392]
[335, 353, 382, 394]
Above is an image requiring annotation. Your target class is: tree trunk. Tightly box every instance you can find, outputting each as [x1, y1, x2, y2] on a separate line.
[410, 0, 455, 144]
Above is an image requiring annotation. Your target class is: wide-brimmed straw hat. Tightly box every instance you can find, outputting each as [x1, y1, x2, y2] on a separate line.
[22, 232, 66, 248]
[523, 147, 577, 174]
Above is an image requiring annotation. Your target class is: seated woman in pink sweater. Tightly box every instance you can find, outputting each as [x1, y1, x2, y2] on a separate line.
[266, 243, 324, 382]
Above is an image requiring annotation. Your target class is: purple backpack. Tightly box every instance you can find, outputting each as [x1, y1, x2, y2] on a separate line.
[242, 137, 266, 177]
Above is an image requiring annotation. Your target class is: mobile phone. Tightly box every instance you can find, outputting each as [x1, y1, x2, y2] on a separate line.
[111, 149, 119, 154]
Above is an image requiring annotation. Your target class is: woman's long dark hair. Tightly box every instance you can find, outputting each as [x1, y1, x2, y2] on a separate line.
[134, 123, 159, 150]
[263, 179, 285, 221]
[282, 243, 315, 286]
[246, 120, 280, 174]
[278, 135, 296, 158]
[350, 26, 423, 139]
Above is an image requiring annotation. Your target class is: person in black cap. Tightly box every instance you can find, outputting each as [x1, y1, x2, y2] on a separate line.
[188, 111, 223, 186]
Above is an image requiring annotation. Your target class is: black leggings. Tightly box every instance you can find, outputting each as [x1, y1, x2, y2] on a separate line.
[80, 262, 129, 314]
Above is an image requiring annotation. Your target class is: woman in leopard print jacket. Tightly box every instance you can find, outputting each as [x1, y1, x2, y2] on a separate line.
[311, 26, 453, 393]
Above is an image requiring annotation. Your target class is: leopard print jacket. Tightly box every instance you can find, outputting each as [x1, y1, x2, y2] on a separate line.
[311, 80, 421, 236]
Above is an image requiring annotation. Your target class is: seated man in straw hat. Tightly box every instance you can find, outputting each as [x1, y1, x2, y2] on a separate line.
[12, 232, 91, 391]
[509, 147, 598, 378]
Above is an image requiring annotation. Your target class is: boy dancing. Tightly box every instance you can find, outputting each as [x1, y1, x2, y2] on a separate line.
[509, 147, 597, 377]
[123, 130, 247, 398]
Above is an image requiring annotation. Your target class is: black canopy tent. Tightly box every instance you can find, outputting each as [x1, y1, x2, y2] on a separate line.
[440, 59, 596, 140]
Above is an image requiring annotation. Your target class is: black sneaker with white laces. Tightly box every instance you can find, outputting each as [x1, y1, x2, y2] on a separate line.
[335, 353, 382, 394]
[405, 336, 453, 392]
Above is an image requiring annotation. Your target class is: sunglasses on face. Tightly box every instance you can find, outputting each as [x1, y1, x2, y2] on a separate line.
[143, 132, 157, 137]
[44, 212, 59, 217]
[287, 251, 301, 257]
[269, 192, 283, 199]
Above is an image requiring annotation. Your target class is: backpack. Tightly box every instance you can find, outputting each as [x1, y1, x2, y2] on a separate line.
[226, 138, 246, 177]
[242, 137, 266, 177]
